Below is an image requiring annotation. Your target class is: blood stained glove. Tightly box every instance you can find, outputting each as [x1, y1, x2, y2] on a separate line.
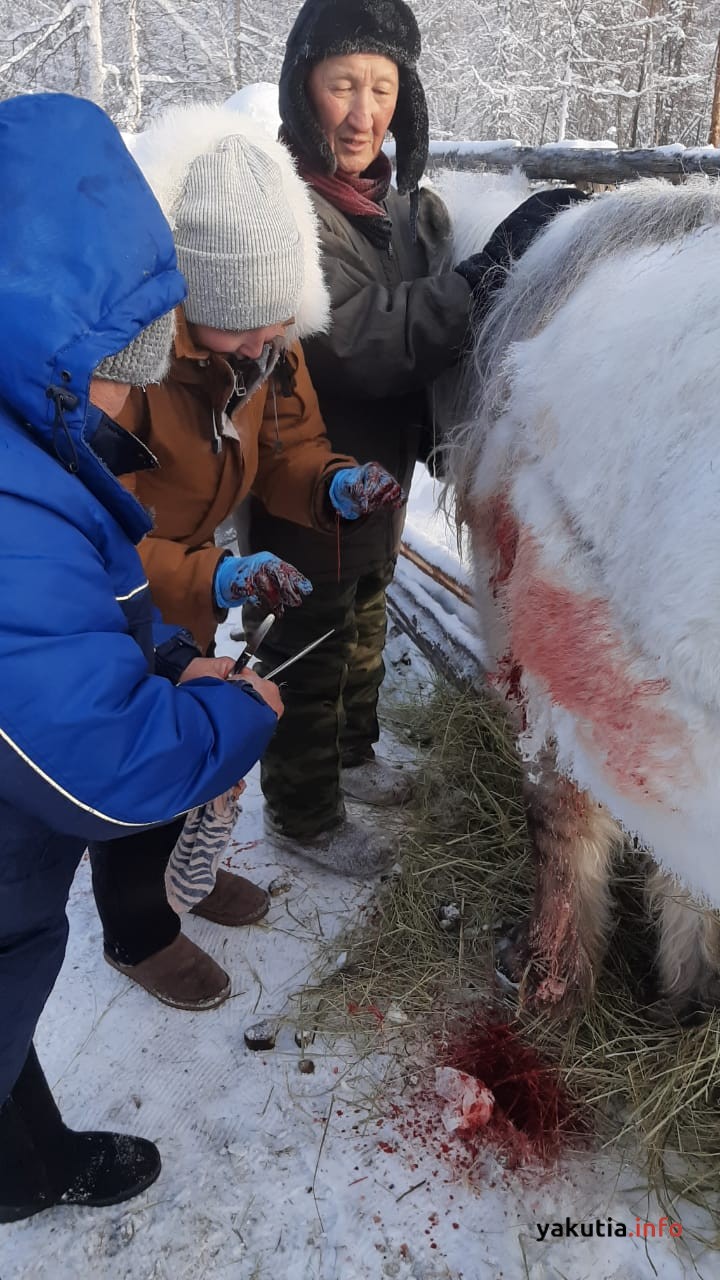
[328, 463, 405, 521]
[213, 553, 312, 611]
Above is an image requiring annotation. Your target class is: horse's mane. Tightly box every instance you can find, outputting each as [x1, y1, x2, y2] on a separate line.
[445, 175, 720, 507]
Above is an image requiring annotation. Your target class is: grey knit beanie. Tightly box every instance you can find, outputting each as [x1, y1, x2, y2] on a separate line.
[94, 308, 175, 385]
[175, 135, 303, 331]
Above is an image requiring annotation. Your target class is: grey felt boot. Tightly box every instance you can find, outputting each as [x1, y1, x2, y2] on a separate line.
[265, 814, 397, 876]
[342, 756, 416, 807]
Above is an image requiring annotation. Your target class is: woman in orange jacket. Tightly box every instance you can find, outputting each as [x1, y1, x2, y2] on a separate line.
[89, 105, 404, 1011]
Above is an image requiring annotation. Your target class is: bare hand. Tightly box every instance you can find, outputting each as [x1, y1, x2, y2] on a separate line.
[231, 666, 285, 719]
[178, 656, 235, 684]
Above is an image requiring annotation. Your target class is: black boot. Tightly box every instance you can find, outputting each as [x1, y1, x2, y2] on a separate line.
[0, 1044, 161, 1223]
[0, 1095, 56, 1223]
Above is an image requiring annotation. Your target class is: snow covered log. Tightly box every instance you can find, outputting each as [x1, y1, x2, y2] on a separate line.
[387, 563, 482, 691]
[421, 141, 720, 184]
[387, 469, 484, 689]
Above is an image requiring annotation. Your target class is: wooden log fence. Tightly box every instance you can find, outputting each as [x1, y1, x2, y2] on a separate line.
[388, 544, 482, 689]
[384, 139, 720, 184]
[422, 141, 720, 185]
[398, 542, 473, 609]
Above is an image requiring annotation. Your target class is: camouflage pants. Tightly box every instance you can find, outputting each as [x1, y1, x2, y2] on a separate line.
[244, 560, 395, 838]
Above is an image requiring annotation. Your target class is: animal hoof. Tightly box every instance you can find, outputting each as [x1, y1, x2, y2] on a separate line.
[519, 952, 591, 1021]
[534, 975, 569, 1004]
[521, 974, 580, 1021]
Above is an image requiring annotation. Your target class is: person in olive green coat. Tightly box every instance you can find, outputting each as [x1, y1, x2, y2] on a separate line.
[246, 0, 474, 875]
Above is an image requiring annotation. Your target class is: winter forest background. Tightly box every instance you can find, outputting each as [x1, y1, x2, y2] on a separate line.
[1, 1, 718, 148]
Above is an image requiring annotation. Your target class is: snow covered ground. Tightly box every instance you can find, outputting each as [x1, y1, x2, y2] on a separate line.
[3, 485, 718, 1279]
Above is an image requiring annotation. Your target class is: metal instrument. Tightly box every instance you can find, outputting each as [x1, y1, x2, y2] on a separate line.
[264, 629, 335, 681]
[231, 612, 276, 676]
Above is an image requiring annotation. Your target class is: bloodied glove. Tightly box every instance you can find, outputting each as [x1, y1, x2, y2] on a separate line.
[213, 552, 312, 611]
[454, 187, 589, 315]
[328, 463, 405, 521]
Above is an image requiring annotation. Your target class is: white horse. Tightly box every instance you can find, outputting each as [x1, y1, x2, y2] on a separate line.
[436, 170, 720, 1018]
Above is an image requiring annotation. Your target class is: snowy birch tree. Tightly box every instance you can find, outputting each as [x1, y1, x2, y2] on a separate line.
[0, 0, 716, 147]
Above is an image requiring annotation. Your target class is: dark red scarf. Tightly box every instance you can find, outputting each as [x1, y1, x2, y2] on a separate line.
[296, 151, 394, 251]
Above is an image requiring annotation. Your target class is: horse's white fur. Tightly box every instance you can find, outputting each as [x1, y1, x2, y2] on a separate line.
[443, 175, 720, 911]
[451, 177, 720, 471]
[131, 103, 330, 340]
[427, 168, 533, 266]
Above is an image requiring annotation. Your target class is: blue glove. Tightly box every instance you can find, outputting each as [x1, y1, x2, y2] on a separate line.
[328, 463, 405, 521]
[213, 553, 312, 611]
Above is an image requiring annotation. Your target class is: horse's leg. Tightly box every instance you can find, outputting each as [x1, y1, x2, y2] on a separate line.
[517, 751, 621, 1015]
[646, 867, 720, 1019]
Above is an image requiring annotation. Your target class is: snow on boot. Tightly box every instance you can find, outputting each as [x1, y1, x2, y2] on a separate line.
[342, 756, 416, 807]
[265, 815, 397, 876]
[56, 1130, 160, 1209]
[0, 1045, 161, 1223]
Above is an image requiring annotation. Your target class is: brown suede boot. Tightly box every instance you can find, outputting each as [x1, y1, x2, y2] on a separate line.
[105, 934, 231, 1011]
[190, 869, 270, 927]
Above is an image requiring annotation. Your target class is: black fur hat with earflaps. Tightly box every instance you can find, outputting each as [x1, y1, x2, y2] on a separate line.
[279, 0, 429, 199]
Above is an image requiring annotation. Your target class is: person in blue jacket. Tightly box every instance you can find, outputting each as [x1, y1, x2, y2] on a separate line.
[0, 93, 283, 1224]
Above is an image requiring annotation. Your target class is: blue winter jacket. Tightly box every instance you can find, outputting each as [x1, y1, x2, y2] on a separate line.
[0, 94, 278, 842]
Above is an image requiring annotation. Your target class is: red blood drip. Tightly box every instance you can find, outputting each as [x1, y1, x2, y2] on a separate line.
[488, 653, 526, 721]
